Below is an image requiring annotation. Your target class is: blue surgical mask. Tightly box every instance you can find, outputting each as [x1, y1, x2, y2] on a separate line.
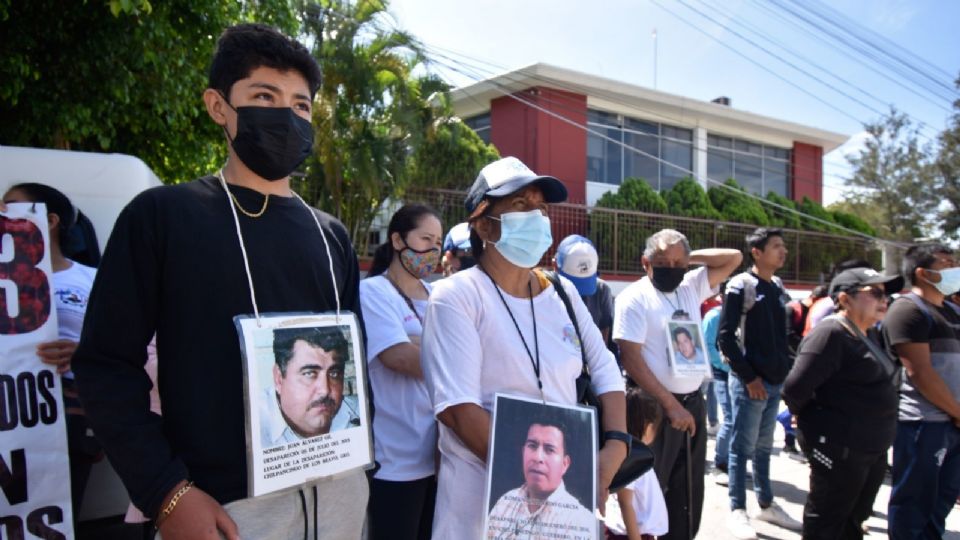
[489, 209, 553, 268]
[926, 267, 960, 296]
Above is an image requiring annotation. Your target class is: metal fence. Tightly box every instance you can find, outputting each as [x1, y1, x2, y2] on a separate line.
[395, 187, 883, 286]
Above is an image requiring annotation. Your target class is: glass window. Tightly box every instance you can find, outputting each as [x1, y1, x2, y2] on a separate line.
[624, 117, 658, 135]
[735, 154, 763, 194]
[661, 139, 692, 191]
[586, 130, 605, 183]
[764, 159, 789, 197]
[464, 114, 491, 144]
[708, 135, 733, 149]
[604, 128, 624, 184]
[588, 109, 619, 127]
[663, 125, 693, 142]
[708, 148, 733, 183]
[623, 130, 659, 186]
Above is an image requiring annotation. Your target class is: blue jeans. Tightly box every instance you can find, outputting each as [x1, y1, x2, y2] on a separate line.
[704, 380, 718, 426]
[889, 421, 960, 539]
[713, 374, 732, 468]
[728, 376, 782, 510]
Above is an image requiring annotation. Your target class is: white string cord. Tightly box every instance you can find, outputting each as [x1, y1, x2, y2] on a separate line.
[292, 191, 342, 322]
[218, 169, 262, 325]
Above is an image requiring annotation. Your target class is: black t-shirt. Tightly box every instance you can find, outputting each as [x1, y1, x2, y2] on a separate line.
[783, 317, 899, 453]
[718, 272, 791, 384]
[73, 176, 362, 517]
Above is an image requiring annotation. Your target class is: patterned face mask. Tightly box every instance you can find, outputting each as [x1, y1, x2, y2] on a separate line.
[398, 242, 441, 279]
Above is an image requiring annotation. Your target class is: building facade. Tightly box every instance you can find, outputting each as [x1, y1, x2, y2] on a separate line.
[451, 63, 847, 206]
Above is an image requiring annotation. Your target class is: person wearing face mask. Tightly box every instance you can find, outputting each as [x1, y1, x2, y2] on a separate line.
[883, 244, 960, 539]
[359, 204, 442, 540]
[420, 156, 628, 539]
[441, 222, 476, 276]
[71, 24, 367, 540]
[613, 229, 742, 540]
[783, 268, 903, 540]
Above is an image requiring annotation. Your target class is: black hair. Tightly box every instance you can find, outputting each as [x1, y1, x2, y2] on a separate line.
[834, 259, 872, 273]
[811, 285, 828, 299]
[625, 385, 662, 442]
[746, 227, 784, 259]
[672, 325, 693, 343]
[527, 410, 572, 456]
[273, 327, 349, 374]
[6, 182, 102, 267]
[368, 204, 440, 276]
[467, 197, 501, 259]
[209, 23, 322, 100]
[902, 244, 954, 286]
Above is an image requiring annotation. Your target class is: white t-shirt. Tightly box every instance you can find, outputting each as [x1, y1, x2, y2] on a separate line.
[359, 275, 436, 481]
[421, 266, 624, 539]
[603, 470, 669, 536]
[54, 260, 96, 379]
[612, 266, 716, 394]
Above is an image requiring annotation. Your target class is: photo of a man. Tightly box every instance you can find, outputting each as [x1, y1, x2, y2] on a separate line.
[260, 326, 360, 447]
[487, 408, 596, 539]
[667, 321, 710, 377]
[673, 325, 705, 365]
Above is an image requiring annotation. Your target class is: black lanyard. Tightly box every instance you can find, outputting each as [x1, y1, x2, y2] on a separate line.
[484, 270, 543, 391]
[385, 274, 424, 325]
[659, 290, 689, 320]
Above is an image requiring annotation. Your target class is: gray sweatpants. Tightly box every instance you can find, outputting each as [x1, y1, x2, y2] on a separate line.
[159, 470, 369, 540]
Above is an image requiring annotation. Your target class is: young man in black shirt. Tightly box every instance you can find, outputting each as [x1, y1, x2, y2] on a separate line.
[883, 244, 960, 539]
[718, 228, 800, 539]
[72, 24, 367, 540]
[783, 267, 903, 539]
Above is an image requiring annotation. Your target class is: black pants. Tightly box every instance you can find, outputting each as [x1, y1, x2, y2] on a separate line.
[368, 475, 436, 540]
[650, 392, 706, 540]
[799, 431, 887, 540]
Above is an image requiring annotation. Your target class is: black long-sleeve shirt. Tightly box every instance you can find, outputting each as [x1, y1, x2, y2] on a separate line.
[718, 271, 791, 384]
[72, 176, 362, 518]
[783, 318, 898, 453]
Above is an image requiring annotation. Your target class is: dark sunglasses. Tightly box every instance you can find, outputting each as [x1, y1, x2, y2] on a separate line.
[852, 286, 886, 300]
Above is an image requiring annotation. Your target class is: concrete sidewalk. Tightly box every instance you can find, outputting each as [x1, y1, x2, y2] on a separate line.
[697, 421, 960, 539]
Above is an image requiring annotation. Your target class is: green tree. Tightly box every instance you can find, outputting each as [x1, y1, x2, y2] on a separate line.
[663, 178, 721, 220]
[0, 0, 298, 183]
[708, 179, 769, 225]
[407, 117, 500, 191]
[845, 107, 938, 241]
[763, 191, 801, 229]
[797, 196, 838, 233]
[935, 75, 960, 241]
[595, 177, 667, 213]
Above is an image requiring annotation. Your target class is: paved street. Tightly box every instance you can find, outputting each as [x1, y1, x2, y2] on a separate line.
[698, 415, 960, 539]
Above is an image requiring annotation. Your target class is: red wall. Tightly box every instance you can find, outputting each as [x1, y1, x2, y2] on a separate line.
[791, 142, 823, 204]
[489, 87, 588, 204]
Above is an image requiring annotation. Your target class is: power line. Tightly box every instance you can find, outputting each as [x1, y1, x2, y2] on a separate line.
[425, 52, 908, 247]
[420, 43, 856, 193]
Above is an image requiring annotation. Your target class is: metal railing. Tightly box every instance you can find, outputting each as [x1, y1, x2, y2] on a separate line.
[395, 187, 884, 285]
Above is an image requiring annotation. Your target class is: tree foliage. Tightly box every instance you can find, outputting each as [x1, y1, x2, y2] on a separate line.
[708, 179, 769, 226]
[845, 107, 938, 241]
[936, 75, 960, 241]
[662, 178, 721, 220]
[595, 177, 667, 213]
[0, 0, 298, 183]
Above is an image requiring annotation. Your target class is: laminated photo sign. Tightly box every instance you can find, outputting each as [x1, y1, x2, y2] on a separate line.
[1, 203, 74, 539]
[484, 394, 599, 540]
[235, 312, 373, 497]
[666, 318, 711, 378]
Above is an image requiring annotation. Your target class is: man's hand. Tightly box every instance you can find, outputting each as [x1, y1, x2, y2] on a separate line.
[157, 484, 239, 540]
[665, 399, 696, 435]
[745, 378, 767, 401]
[36, 340, 78, 374]
[596, 441, 628, 514]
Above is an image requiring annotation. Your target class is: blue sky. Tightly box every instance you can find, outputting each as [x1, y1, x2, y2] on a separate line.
[389, 0, 959, 206]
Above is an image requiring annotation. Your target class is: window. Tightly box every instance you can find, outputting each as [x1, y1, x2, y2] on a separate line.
[585, 109, 695, 191]
[707, 134, 792, 197]
[464, 113, 491, 144]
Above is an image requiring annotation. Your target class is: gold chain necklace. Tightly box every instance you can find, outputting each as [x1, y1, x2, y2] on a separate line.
[218, 169, 269, 218]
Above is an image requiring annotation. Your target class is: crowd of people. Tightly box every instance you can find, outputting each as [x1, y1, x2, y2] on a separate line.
[5, 22, 960, 540]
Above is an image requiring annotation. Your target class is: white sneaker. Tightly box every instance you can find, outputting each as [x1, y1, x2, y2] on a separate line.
[753, 501, 802, 531]
[727, 509, 757, 540]
[707, 423, 719, 436]
[711, 468, 729, 486]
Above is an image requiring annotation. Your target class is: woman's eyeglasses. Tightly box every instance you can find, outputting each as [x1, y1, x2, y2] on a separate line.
[854, 286, 886, 301]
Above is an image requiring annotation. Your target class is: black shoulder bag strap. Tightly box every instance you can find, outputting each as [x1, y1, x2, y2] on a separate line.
[541, 270, 594, 405]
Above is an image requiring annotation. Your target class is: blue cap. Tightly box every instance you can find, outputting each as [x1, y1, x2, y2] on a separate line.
[443, 222, 472, 253]
[556, 235, 599, 296]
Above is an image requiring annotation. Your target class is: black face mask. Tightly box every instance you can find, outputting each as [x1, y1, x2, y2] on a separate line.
[651, 266, 687, 293]
[224, 102, 314, 181]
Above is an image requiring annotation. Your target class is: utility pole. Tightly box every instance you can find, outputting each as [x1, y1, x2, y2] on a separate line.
[652, 27, 658, 90]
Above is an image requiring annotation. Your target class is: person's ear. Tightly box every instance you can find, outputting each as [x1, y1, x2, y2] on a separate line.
[918, 267, 941, 284]
[474, 216, 499, 244]
[47, 212, 60, 233]
[391, 231, 404, 251]
[641, 256, 652, 275]
[203, 88, 231, 128]
[561, 454, 571, 475]
[273, 364, 283, 393]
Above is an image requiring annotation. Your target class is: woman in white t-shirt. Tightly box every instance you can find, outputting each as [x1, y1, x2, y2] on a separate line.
[360, 203, 443, 540]
[3, 183, 100, 523]
[420, 157, 629, 538]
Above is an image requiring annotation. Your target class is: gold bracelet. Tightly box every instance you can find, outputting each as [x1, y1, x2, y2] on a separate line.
[156, 481, 194, 528]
